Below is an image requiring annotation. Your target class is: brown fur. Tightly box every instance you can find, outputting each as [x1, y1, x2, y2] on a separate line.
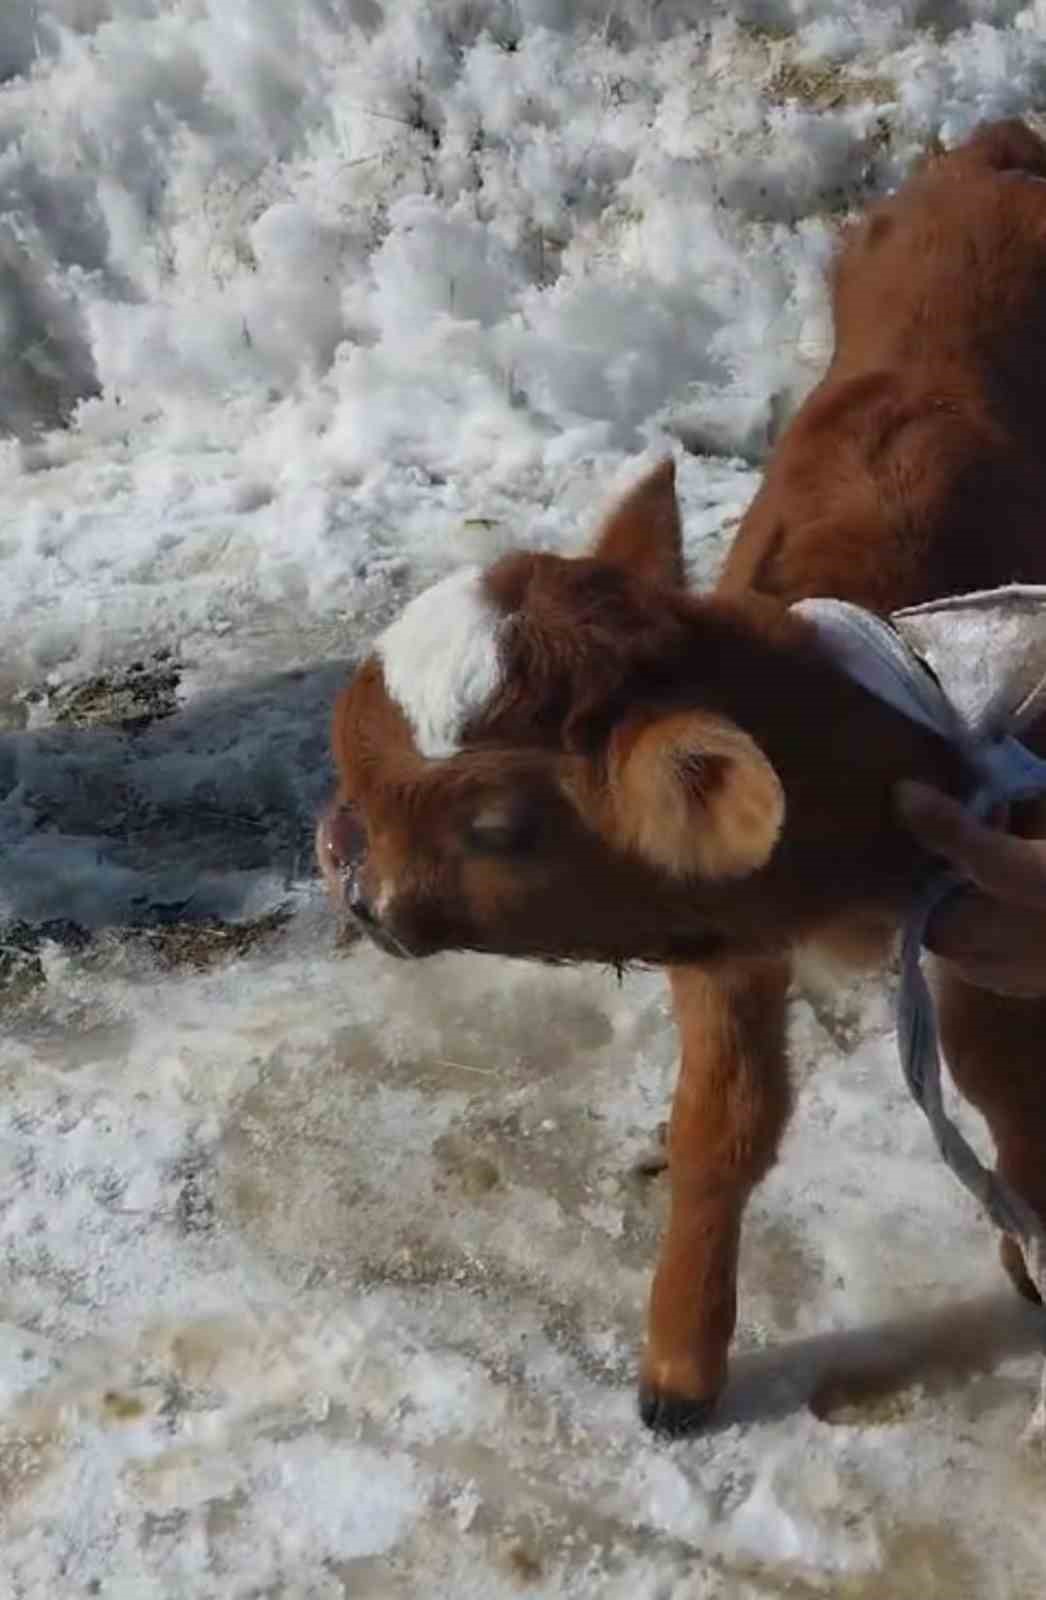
[320, 119, 1046, 1434]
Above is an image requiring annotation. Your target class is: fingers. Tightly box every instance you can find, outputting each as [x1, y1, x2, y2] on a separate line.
[923, 888, 1046, 995]
[895, 781, 1046, 909]
[896, 780, 1046, 993]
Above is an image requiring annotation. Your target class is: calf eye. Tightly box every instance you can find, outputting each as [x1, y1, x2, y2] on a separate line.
[466, 805, 540, 857]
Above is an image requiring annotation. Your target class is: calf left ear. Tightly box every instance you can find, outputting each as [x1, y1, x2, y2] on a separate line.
[591, 457, 684, 587]
[608, 710, 785, 879]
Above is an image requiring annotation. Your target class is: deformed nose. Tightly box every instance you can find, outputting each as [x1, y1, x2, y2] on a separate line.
[344, 871, 378, 927]
[315, 801, 366, 904]
[328, 802, 366, 866]
[315, 800, 406, 954]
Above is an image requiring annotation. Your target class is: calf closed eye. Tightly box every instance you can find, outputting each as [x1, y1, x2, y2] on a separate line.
[466, 805, 541, 856]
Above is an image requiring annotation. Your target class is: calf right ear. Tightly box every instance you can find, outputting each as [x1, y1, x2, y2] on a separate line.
[590, 457, 685, 587]
[606, 709, 785, 880]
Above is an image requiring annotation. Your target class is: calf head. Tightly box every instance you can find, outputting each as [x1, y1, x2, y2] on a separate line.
[319, 462, 790, 968]
[319, 460, 954, 971]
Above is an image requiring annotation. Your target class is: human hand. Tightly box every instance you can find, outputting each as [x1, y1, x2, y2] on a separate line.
[895, 780, 1046, 997]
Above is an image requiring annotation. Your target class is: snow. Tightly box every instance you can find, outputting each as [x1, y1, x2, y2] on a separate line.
[1, 1, 1046, 1594]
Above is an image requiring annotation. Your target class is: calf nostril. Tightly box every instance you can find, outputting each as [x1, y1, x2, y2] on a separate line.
[316, 803, 371, 922]
[346, 874, 378, 927]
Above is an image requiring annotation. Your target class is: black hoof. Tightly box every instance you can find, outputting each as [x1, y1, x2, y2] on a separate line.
[1000, 1234, 1043, 1305]
[638, 1383, 718, 1437]
[632, 1149, 669, 1178]
[631, 1120, 670, 1178]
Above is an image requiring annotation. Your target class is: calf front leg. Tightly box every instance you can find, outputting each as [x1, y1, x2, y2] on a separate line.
[640, 955, 792, 1435]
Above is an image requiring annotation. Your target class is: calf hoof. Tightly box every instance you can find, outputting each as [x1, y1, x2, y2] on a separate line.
[638, 1381, 718, 1437]
[1000, 1233, 1043, 1305]
[632, 1121, 669, 1179]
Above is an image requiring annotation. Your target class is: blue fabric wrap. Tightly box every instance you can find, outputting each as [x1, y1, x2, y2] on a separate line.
[794, 597, 1046, 1274]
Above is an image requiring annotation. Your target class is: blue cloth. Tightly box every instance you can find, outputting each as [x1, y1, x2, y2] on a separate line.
[795, 595, 1046, 1280]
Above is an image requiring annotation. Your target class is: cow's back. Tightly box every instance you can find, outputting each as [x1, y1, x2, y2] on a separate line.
[718, 122, 1046, 615]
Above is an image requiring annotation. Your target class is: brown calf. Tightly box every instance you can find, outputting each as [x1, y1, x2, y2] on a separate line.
[319, 119, 1046, 1434]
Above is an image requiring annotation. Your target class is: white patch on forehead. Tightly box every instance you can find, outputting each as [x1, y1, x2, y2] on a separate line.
[376, 565, 505, 758]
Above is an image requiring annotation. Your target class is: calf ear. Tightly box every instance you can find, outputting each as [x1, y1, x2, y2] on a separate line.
[608, 710, 784, 879]
[590, 457, 684, 586]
